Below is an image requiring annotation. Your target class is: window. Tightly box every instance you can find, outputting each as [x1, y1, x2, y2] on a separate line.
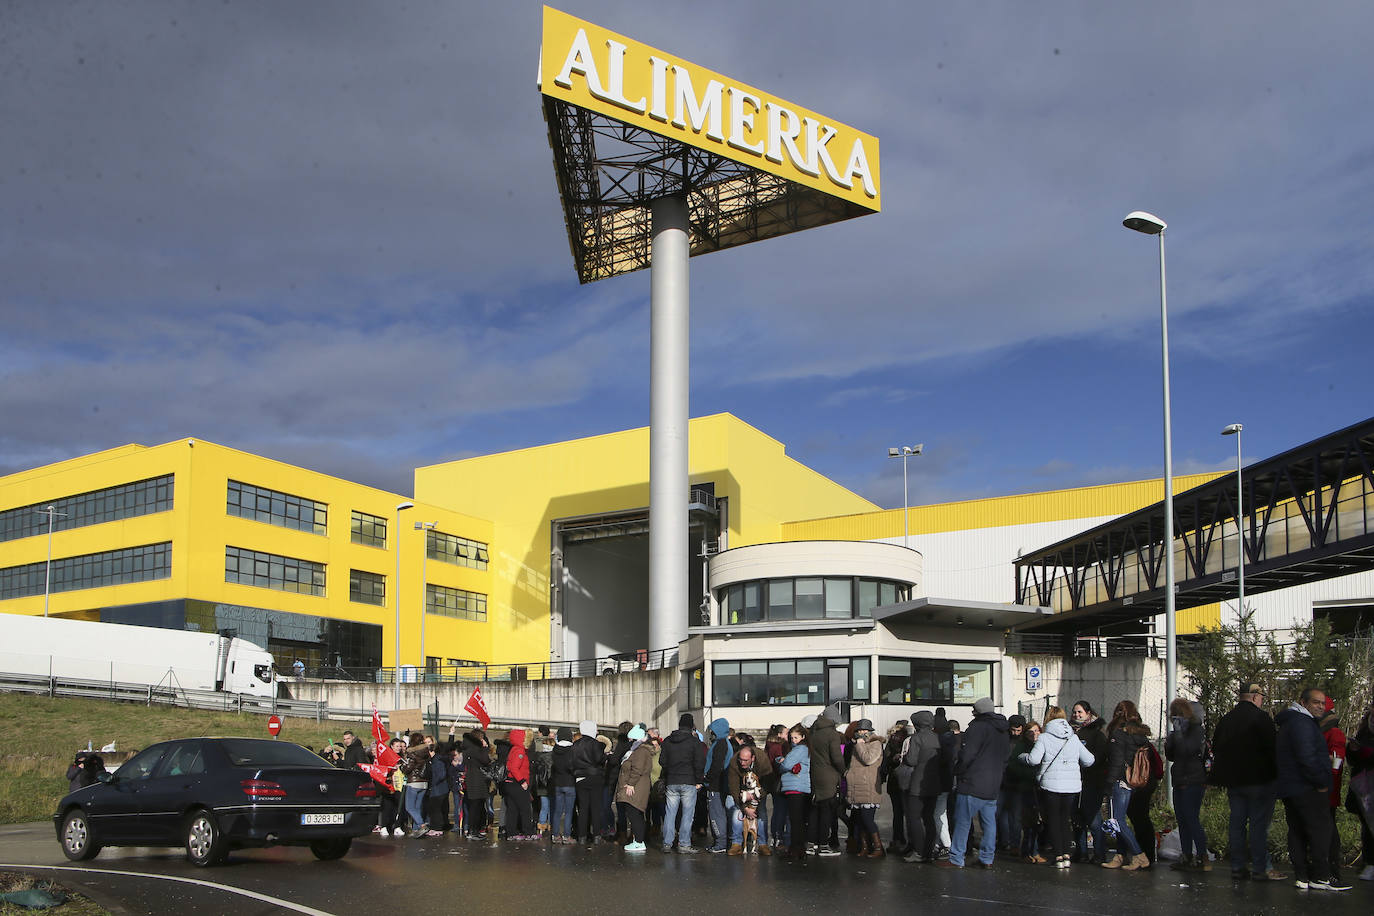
[157, 743, 207, 778]
[225, 546, 325, 596]
[425, 584, 487, 621]
[117, 745, 169, 781]
[226, 480, 327, 535]
[715, 576, 908, 624]
[795, 577, 824, 619]
[687, 666, 704, 709]
[851, 657, 871, 702]
[0, 475, 174, 544]
[710, 657, 860, 706]
[723, 582, 762, 624]
[824, 578, 852, 619]
[426, 530, 489, 570]
[349, 569, 385, 606]
[767, 579, 794, 620]
[0, 542, 171, 600]
[877, 657, 996, 705]
[350, 511, 387, 548]
[953, 661, 995, 705]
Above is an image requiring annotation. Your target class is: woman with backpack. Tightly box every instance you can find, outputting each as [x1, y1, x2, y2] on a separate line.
[1165, 698, 1210, 871]
[1102, 699, 1152, 870]
[1021, 709, 1094, 868]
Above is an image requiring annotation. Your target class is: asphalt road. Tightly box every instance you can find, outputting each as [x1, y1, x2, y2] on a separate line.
[2, 821, 1370, 916]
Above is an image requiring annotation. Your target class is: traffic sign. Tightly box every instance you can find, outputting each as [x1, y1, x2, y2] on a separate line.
[267, 714, 282, 737]
[1026, 665, 1043, 692]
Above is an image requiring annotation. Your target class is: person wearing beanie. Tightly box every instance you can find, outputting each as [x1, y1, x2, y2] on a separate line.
[901, 709, 942, 863]
[571, 720, 607, 845]
[659, 711, 707, 852]
[615, 724, 657, 852]
[550, 726, 577, 844]
[939, 697, 1010, 869]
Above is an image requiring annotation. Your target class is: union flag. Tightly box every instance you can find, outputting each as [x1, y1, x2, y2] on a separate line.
[464, 686, 491, 728]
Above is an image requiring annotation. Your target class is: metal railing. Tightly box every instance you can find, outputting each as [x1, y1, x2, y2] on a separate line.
[0, 671, 327, 720]
[297, 646, 681, 685]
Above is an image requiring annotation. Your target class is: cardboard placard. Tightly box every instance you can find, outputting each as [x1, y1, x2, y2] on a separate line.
[389, 708, 424, 734]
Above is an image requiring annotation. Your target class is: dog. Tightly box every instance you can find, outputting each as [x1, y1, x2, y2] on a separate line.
[739, 770, 762, 854]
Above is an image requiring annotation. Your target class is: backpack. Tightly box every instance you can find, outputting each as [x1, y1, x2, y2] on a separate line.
[530, 754, 551, 790]
[893, 737, 914, 791]
[1124, 742, 1151, 789]
[481, 759, 506, 783]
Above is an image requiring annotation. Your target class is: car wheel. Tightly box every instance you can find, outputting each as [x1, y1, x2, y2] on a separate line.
[60, 809, 101, 861]
[309, 837, 352, 860]
[185, 809, 227, 866]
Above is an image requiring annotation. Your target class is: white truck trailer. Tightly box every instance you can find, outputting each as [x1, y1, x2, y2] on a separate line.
[0, 614, 276, 697]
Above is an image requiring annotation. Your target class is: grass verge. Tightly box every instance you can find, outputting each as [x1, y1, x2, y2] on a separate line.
[0, 871, 110, 916]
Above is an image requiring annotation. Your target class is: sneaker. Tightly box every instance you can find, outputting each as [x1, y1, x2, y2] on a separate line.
[625, 841, 646, 852]
[425, 830, 443, 837]
[1360, 865, 1374, 881]
[818, 846, 842, 857]
[662, 846, 674, 854]
[1294, 879, 1309, 890]
[1309, 879, 1352, 892]
[902, 851, 928, 864]
[678, 845, 702, 855]
[708, 845, 727, 854]
[372, 825, 386, 834]
[806, 843, 819, 856]
[392, 827, 406, 837]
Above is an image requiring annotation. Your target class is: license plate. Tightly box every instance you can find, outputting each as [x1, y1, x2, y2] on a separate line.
[300, 813, 346, 825]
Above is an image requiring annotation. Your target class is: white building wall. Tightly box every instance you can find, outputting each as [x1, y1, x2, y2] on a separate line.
[1221, 569, 1374, 635]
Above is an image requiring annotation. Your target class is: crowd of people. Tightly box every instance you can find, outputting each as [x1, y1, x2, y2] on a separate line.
[324, 683, 1374, 893]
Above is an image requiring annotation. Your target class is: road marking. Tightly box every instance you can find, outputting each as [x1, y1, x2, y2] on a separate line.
[0, 864, 338, 916]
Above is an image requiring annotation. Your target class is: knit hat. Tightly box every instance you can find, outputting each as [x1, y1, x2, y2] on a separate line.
[1008, 714, 1026, 728]
[912, 710, 934, 728]
[855, 718, 874, 731]
[627, 725, 647, 742]
[972, 697, 995, 716]
[579, 719, 597, 737]
[556, 726, 572, 742]
[678, 713, 695, 730]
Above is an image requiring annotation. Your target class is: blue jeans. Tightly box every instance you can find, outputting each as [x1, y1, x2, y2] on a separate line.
[1108, 781, 1142, 856]
[730, 795, 768, 844]
[707, 791, 730, 850]
[663, 784, 698, 849]
[403, 785, 427, 829]
[538, 794, 551, 828]
[1227, 783, 1276, 872]
[949, 794, 997, 866]
[552, 786, 576, 837]
[1173, 783, 1206, 860]
[1075, 786, 1106, 861]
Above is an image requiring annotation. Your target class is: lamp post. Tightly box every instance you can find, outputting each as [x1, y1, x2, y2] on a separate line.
[415, 521, 437, 679]
[35, 506, 70, 618]
[886, 444, 924, 549]
[393, 501, 414, 711]
[1122, 210, 1177, 718]
[1222, 424, 1245, 623]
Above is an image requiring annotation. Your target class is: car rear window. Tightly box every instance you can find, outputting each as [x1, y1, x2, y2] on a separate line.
[218, 739, 330, 768]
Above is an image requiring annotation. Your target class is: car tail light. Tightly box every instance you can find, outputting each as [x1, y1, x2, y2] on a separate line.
[240, 779, 286, 798]
[355, 783, 377, 798]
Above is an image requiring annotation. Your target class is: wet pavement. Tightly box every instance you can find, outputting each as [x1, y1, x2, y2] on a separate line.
[2, 820, 1370, 915]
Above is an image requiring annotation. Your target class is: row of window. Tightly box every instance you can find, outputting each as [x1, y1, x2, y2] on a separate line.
[719, 577, 907, 624]
[0, 542, 172, 600]
[426, 530, 490, 570]
[425, 584, 487, 621]
[0, 475, 175, 544]
[227, 481, 328, 535]
[224, 546, 326, 596]
[708, 656, 995, 707]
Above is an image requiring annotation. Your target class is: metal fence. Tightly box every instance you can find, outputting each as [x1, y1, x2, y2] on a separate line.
[0, 671, 327, 720]
[300, 646, 681, 685]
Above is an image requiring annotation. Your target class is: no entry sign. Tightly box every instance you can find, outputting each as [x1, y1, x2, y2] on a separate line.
[267, 714, 282, 737]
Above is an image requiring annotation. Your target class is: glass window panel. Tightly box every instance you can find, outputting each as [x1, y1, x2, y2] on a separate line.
[767, 660, 795, 704]
[740, 661, 768, 705]
[797, 659, 824, 704]
[713, 662, 742, 705]
[767, 579, 794, 620]
[879, 581, 898, 607]
[851, 656, 871, 701]
[725, 584, 743, 624]
[953, 662, 994, 705]
[824, 578, 853, 619]
[857, 579, 879, 618]
[743, 582, 762, 623]
[795, 577, 824, 619]
[878, 658, 911, 704]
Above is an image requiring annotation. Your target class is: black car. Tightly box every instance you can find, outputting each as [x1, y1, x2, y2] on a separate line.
[54, 737, 379, 866]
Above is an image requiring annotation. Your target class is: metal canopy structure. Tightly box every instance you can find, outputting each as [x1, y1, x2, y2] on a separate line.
[1014, 416, 1374, 633]
[543, 98, 871, 283]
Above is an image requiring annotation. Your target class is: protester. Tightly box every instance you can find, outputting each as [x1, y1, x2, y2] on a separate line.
[764, 724, 789, 852]
[703, 717, 734, 853]
[884, 721, 911, 854]
[998, 715, 1030, 856]
[615, 724, 657, 852]
[940, 697, 1010, 870]
[550, 726, 577, 844]
[428, 739, 452, 835]
[340, 730, 369, 769]
[400, 733, 433, 839]
[1208, 681, 1281, 880]
[572, 720, 608, 845]
[933, 719, 959, 858]
[1165, 698, 1210, 871]
[728, 741, 774, 855]
[1127, 729, 1163, 865]
[901, 710, 941, 864]
[1319, 700, 1347, 883]
[1017, 720, 1044, 861]
[504, 728, 536, 839]
[605, 721, 633, 841]
[373, 736, 407, 837]
[1021, 710, 1092, 869]
[462, 730, 492, 839]
[808, 705, 846, 857]
[843, 719, 885, 858]
[1071, 700, 1109, 864]
[659, 713, 706, 853]
[1101, 700, 1150, 871]
[780, 723, 811, 861]
[448, 744, 465, 835]
[1276, 687, 1350, 891]
[65, 751, 106, 793]
[530, 726, 554, 837]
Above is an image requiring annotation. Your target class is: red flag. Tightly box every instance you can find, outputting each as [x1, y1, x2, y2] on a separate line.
[359, 762, 394, 788]
[464, 686, 491, 728]
[371, 705, 389, 747]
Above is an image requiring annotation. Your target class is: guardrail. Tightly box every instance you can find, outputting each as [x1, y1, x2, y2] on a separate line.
[299, 646, 681, 685]
[0, 672, 328, 721]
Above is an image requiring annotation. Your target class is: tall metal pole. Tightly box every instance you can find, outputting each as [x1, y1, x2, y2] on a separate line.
[393, 502, 413, 711]
[901, 454, 910, 549]
[648, 194, 690, 654]
[1157, 228, 1177, 718]
[43, 506, 56, 618]
[1223, 424, 1245, 621]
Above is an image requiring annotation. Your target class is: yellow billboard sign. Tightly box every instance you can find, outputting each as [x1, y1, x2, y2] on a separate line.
[538, 6, 880, 212]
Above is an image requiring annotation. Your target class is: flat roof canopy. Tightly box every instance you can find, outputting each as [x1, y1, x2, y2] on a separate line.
[874, 596, 1055, 631]
[539, 8, 880, 283]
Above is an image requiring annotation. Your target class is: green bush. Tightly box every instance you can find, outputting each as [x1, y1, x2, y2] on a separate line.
[1154, 787, 1367, 868]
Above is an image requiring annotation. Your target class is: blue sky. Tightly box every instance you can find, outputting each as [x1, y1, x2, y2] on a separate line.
[3, 1, 1372, 511]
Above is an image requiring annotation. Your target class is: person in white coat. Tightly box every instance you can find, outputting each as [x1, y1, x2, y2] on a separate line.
[1020, 711, 1095, 869]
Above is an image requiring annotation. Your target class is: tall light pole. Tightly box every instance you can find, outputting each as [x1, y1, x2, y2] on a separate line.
[393, 501, 414, 711]
[886, 445, 924, 549]
[35, 506, 70, 618]
[415, 521, 437, 679]
[1123, 210, 1176, 718]
[1222, 424, 1245, 624]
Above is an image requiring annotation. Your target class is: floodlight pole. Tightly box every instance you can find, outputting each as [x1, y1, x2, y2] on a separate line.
[649, 195, 690, 655]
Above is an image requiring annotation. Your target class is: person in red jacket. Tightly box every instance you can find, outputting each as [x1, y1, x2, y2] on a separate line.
[1320, 701, 1348, 883]
[504, 728, 536, 839]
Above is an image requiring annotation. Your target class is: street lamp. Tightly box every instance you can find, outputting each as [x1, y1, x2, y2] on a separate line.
[414, 521, 437, 679]
[887, 444, 924, 549]
[1222, 424, 1245, 623]
[393, 501, 414, 711]
[34, 506, 70, 618]
[1122, 210, 1177, 717]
